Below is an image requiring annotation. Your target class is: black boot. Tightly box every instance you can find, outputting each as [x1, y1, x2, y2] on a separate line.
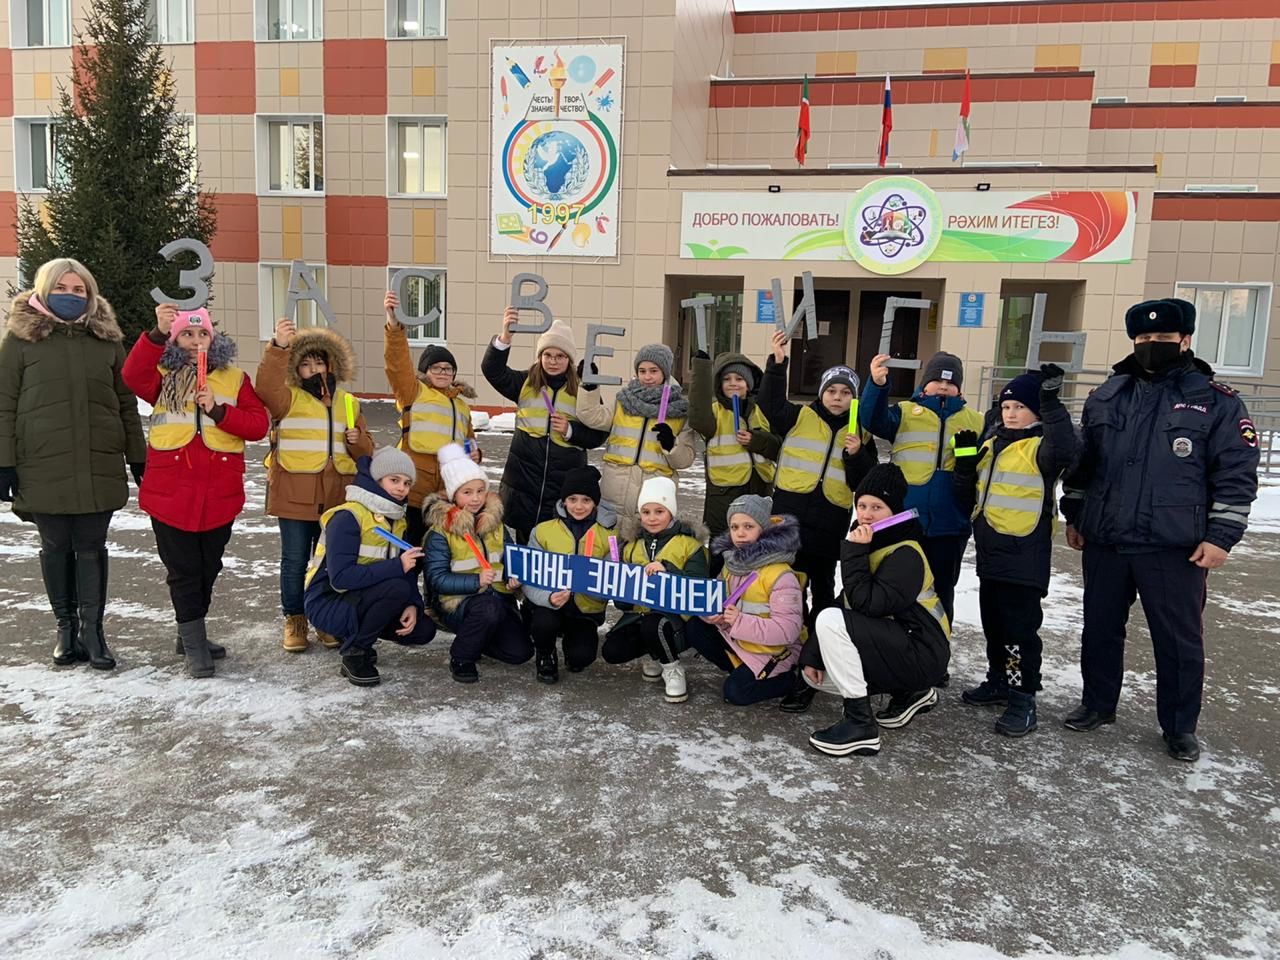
[174, 634, 226, 660]
[178, 619, 215, 678]
[340, 650, 380, 687]
[76, 549, 115, 670]
[994, 690, 1038, 738]
[1163, 731, 1200, 762]
[809, 697, 881, 757]
[450, 658, 479, 683]
[1063, 702, 1116, 732]
[535, 651, 559, 684]
[778, 667, 817, 714]
[41, 549, 83, 666]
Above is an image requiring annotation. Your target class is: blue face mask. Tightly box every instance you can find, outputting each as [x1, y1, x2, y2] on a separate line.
[46, 293, 88, 321]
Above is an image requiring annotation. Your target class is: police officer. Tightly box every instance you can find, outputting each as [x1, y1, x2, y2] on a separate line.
[1060, 298, 1260, 762]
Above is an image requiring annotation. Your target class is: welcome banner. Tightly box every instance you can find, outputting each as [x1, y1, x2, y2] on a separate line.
[504, 545, 725, 617]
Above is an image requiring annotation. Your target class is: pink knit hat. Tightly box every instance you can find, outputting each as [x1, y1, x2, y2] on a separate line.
[169, 307, 214, 342]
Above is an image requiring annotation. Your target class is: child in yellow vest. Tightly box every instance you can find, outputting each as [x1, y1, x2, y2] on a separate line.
[303, 448, 435, 686]
[523, 465, 617, 683]
[601, 476, 710, 704]
[801, 464, 951, 757]
[384, 289, 480, 549]
[257, 317, 374, 653]
[423, 443, 530, 683]
[687, 495, 805, 706]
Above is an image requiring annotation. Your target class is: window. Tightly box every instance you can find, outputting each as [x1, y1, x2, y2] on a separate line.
[388, 268, 446, 343]
[13, 0, 70, 47]
[260, 263, 328, 338]
[262, 0, 322, 40]
[147, 0, 192, 43]
[391, 0, 444, 37]
[15, 119, 63, 192]
[260, 117, 324, 194]
[389, 118, 446, 196]
[1176, 282, 1273, 378]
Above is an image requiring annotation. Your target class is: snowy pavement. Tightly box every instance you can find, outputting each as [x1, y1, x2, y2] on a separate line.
[1, 401, 1277, 959]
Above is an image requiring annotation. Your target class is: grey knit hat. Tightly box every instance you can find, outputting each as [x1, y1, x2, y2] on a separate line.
[370, 446, 417, 484]
[636, 343, 674, 380]
[727, 494, 773, 528]
[920, 351, 965, 390]
[819, 365, 859, 396]
[720, 362, 755, 392]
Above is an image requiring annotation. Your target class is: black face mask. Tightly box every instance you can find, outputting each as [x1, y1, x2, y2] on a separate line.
[1134, 340, 1184, 375]
[301, 372, 336, 399]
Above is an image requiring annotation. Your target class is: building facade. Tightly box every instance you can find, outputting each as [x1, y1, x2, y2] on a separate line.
[1, 0, 1278, 408]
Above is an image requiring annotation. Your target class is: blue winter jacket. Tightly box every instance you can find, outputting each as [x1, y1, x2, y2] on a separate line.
[422, 490, 518, 632]
[860, 379, 976, 538]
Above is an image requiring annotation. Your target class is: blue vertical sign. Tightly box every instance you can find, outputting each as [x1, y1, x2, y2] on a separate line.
[958, 292, 985, 328]
[756, 289, 776, 324]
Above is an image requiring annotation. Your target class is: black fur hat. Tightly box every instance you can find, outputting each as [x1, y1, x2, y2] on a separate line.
[1124, 298, 1195, 340]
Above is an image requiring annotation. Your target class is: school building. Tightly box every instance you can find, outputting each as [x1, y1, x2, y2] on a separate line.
[1, 0, 1279, 409]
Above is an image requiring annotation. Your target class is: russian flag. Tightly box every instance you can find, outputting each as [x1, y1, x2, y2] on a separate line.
[878, 75, 893, 167]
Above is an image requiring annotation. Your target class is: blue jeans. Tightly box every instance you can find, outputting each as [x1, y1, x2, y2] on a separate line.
[279, 518, 321, 616]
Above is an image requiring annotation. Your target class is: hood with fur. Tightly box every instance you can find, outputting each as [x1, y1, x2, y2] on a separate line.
[287, 328, 356, 386]
[423, 490, 505, 540]
[711, 513, 801, 575]
[160, 332, 238, 371]
[5, 290, 123, 344]
[419, 377, 479, 400]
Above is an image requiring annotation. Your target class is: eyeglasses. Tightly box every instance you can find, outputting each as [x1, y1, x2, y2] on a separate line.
[542, 351, 570, 363]
[427, 364, 456, 375]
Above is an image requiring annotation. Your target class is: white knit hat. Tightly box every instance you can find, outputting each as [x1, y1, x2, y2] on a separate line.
[637, 476, 678, 516]
[536, 319, 576, 362]
[439, 443, 487, 500]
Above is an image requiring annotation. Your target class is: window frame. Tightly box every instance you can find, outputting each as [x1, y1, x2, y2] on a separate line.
[387, 267, 447, 346]
[256, 115, 325, 196]
[387, 0, 446, 39]
[258, 262, 329, 340]
[11, 0, 71, 49]
[1174, 280, 1273, 379]
[257, 0, 323, 42]
[386, 116, 447, 199]
[146, 0, 194, 44]
[14, 116, 63, 193]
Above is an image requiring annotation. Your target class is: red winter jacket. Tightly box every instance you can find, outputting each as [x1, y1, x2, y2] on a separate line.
[122, 331, 270, 532]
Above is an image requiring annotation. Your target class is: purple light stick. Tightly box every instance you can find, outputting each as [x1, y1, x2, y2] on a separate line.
[723, 571, 758, 609]
[656, 384, 671, 424]
[868, 508, 920, 533]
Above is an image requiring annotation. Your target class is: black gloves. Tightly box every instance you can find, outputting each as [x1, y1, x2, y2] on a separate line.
[693, 349, 710, 361]
[952, 430, 982, 474]
[1039, 362, 1065, 393]
[652, 422, 676, 451]
[577, 359, 599, 391]
[130, 462, 146, 486]
[0, 466, 17, 502]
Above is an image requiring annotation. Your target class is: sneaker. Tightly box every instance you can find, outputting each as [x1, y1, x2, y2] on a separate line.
[994, 690, 1037, 737]
[450, 658, 479, 684]
[876, 688, 938, 729]
[809, 697, 881, 757]
[961, 678, 1010, 706]
[661, 661, 687, 703]
[641, 658, 663, 683]
[340, 652, 380, 687]
[536, 651, 559, 684]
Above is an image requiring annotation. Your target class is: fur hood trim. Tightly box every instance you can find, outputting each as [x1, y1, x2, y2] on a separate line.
[160, 333, 238, 371]
[417, 375, 478, 400]
[5, 290, 124, 344]
[287, 328, 356, 386]
[711, 513, 801, 574]
[618, 514, 709, 546]
[423, 491, 505, 539]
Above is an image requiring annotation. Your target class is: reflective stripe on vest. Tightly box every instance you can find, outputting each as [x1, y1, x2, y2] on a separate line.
[437, 524, 512, 606]
[974, 436, 1047, 538]
[272, 388, 357, 475]
[602, 406, 687, 476]
[722, 561, 809, 675]
[890, 402, 985, 485]
[866, 539, 951, 639]
[401, 382, 470, 455]
[149, 366, 246, 454]
[304, 500, 408, 591]
[706, 402, 775, 487]
[621, 533, 706, 615]
[532, 517, 616, 614]
[514, 383, 577, 448]
[775, 407, 852, 509]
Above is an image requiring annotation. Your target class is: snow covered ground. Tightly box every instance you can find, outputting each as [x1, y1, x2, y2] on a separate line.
[1, 404, 1277, 959]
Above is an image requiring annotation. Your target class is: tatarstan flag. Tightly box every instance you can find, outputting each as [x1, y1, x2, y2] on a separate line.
[795, 74, 811, 166]
[952, 69, 972, 162]
[878, 75, 893, 167]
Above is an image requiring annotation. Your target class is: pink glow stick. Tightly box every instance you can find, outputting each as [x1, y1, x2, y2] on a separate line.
[542, 388, 556, 415]
[869, 508, 919, 533]
[608, 536, 620, 562]
[723, 571, 758, 609]
[656, 384, 671, 424]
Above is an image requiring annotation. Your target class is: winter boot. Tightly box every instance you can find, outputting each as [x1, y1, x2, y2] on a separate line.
[661, 660, 687, 703]
[174, 634, 226, 659]
[178, 619, 215, 679]
[1063, 703, 1116, 732]
[994, 690, 1038, 737]
[316, 630, 341, 649]
[340, 650, 380, 687]
[875, 688, 938, 729]
[41, 549, 83, 666]
[450, 658, 479, 684]
[641, 657, 663, 683]
[962, 678, 1010, 706]
[75, 549, 115, 670]
[778, 667, 817, 714]
[809, 697, 881, 757]
[536, 650, 559, 684]
[1163, 732, 1200, 763]
[282, 614, 310, 653]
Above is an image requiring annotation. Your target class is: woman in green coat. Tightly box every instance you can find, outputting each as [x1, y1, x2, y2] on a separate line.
[0, 258, 147, 670]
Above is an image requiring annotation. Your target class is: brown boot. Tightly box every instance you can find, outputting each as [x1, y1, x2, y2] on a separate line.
[316, 630, 341, 649]
[282, 614, 310, 653]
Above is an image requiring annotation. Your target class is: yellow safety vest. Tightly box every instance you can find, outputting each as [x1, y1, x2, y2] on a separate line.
[706, 402, 775, 488]
[602, 405, 687, 477]
[890, 401, 984, 485]
[149, 365, 246, 454]
[515, 382, 577, 448]
[622, 533, 707, 616]
[437, 523, 511, 608]
[721, 561, 808, 673]
[400, 382, 471, 455]
[866, 539, 951, 639]
[531, 517, 617, 614]
[304, 500, 407, 590]
[774, 406, 857, 509]
[974, 437, 1048, 538]
[266, 387, 358, 475]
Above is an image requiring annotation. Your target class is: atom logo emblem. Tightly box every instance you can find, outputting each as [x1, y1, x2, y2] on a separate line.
[857, 192, 929, 258]
[844, 177, 943, 276]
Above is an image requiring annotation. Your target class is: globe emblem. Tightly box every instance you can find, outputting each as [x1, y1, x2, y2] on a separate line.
[522, 130, 591, 202]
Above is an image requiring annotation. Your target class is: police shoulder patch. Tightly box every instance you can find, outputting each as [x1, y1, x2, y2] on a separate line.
[1210, 381, 1238, 398]
[1240, 418, 1259, 448]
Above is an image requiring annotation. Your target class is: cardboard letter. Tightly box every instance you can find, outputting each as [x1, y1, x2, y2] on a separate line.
[879, 297, 931, 371]
[389, 267, 443, 327]
[150, 238, 215, 310]
[681, 295, 716, 353]
[508, 273, 554, 334]
[583, 323, 625, 387]
[771, 271, 818, 341]
[286, 259, 337, 327]
[1025, 292, 1087, 371]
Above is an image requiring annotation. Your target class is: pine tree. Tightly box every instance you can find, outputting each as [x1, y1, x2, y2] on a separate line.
[15, 0, 216, 343]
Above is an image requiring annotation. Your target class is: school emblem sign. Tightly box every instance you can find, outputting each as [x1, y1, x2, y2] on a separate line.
[845, 176, 943, 275]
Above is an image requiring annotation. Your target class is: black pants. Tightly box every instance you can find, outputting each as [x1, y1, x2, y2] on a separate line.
[528, 605, 600, 671]
[152, 520, 234, 624]
[450, 592, 534, 665]
[602, 613, 685, 665]
[404, 505, 428, 551]
[345, 578, 436, 654]
[1080, 544, 1208, 736]
[978, 579, 1044, 693]
[684, 618, 795, 705]
[32, 511, 114, 554]
[792, 549, 837, 632]
[922, 534, 968, 624]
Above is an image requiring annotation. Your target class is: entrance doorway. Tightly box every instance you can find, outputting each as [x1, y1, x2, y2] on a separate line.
[855, 290, 922, 397]
[788, 289, 850, 395]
